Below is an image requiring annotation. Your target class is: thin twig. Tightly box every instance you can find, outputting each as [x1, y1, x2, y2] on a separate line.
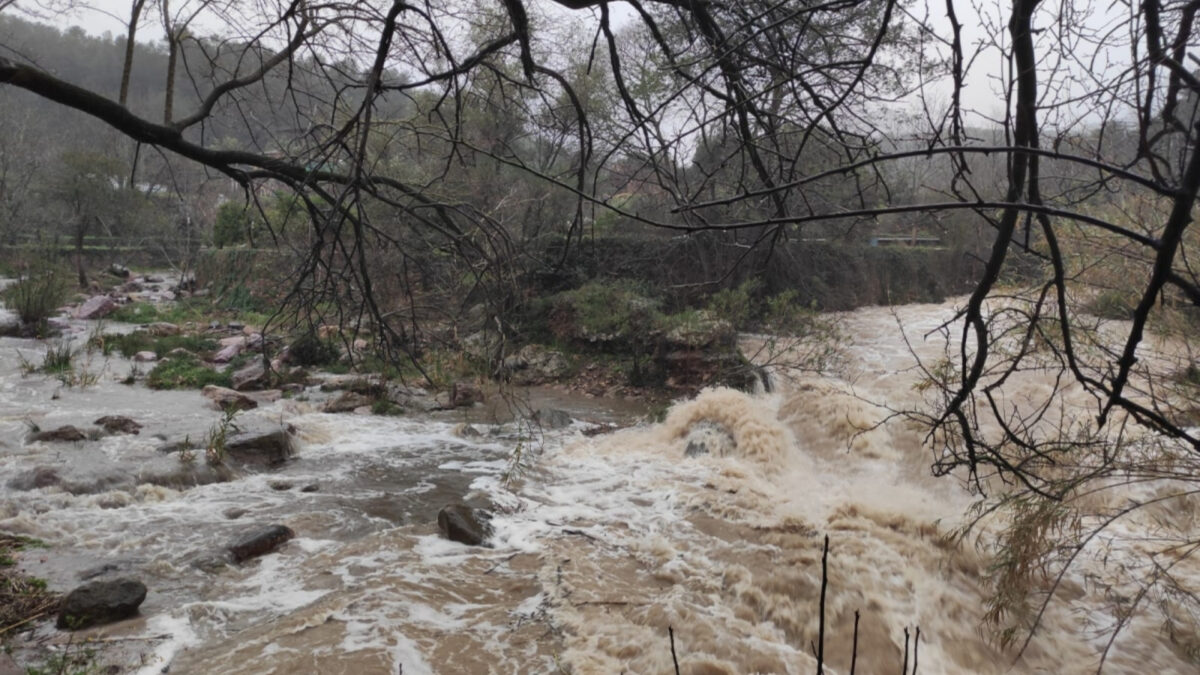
[818, 534, 829, 674]
[913, 626, 920, 674]
[850, 610, 860, 675]
[669, 625, 681, 675]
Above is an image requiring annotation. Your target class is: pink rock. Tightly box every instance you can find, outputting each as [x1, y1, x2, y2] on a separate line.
[218, 336, 247, 348]
[201, 385, 258, 412]
[353, 339, 368, 352]
[213, 342, 243, 363]
[132, 351, 157, 362]
[74, 296, 117, 320]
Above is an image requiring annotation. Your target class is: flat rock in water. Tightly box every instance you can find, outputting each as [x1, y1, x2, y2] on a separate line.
[74, 295, 117, 320]
[323, 391, 373, 413]
[94, 415, 142, 435]
[202, 385, 258, 412]
[224, 428, 295, 466]
[29, 425, 89, 443]
[56, 577, 147, 630]
[532, 408, 573, 430]
[437, 504, 494, 547]
[228, 524, 295, 563]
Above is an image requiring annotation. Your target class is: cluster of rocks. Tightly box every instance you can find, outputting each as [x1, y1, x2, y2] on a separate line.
[25, 415, 142, 444]
[53, 522, 296, 632]
[49, 498, 495, 636]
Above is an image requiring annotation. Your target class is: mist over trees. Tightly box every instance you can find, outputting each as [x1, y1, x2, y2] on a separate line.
[2, 0, 1200, 658]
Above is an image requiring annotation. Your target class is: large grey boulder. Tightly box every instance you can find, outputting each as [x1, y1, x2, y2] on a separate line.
[532, 408, 573, 430]
[503, 344, 570, 384]
[232, 359, 268, 391]
[437, 504, 494, 547]
[56, 578, 147, 630]
[224, 428, 295, 466]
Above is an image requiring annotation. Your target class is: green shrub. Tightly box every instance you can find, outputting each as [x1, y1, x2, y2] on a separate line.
[213, 202, 253, 248]
[371, 399, 404, 416]
[2, 266, 69, 326]
[147, 353, 231, 389]
[105, 332, 218, 359]
[107, 302, 162, 324]
[1086, 289, 1137, 320]
[706, 279, 761, 330]
[549, 280, 661, 342]
[764, 290, 818, 333]
[288, 332, 341, 366]
[41, 342, 74, 374]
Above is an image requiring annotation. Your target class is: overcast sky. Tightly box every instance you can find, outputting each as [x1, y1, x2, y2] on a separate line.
[6, 0, 1132, 130]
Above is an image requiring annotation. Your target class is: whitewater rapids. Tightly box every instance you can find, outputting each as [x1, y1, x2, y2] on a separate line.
[1, 300, 1196, 673]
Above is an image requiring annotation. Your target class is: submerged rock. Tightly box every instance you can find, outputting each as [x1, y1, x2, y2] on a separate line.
[437, 504, 494, 547]
[228, 524, 295, 563]
[7, 466, 61, 490]
[28, 425, 89, 443]
[94, 415, 142, 435]
[452, 423, 481, 438]
[684, 420, 737, 458]
[56, 577, 147, 630]
[532, 408, 573, 430]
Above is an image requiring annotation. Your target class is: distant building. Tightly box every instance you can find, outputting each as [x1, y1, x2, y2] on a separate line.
[868, 234, 942, 247]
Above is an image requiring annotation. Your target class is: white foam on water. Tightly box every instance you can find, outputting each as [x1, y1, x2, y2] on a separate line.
[132, 613, 199, 675]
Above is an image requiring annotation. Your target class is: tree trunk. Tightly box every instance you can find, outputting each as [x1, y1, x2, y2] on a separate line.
[75, 221, 88, 289]
[163, 31, 178, 124]
[118, 0, 148, 107]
